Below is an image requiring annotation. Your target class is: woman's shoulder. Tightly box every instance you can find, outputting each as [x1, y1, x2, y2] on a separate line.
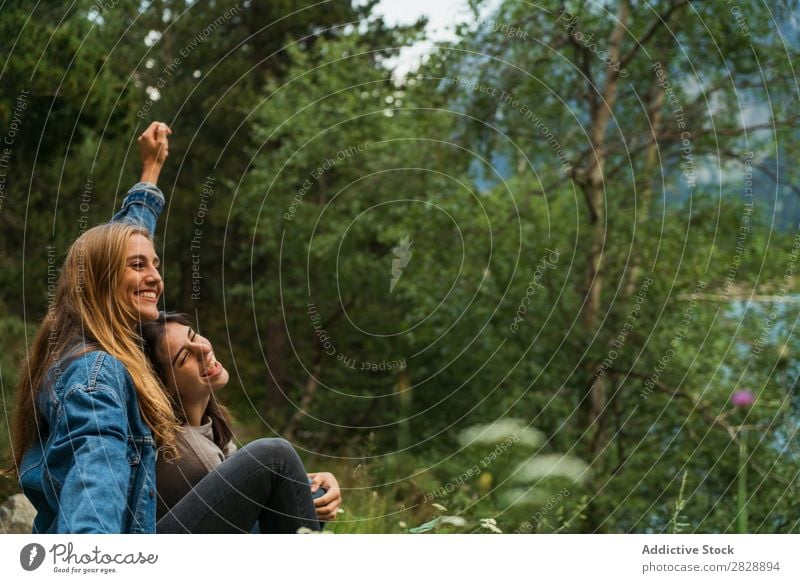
[36, 349, 135, 423]
[54, 349, 132, 395]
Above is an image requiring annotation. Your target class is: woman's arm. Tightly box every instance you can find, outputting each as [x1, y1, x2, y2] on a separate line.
[156, 425, 227, 514]
[49, 374, 132, 533]
[137, 121, 170, 186]
[110, 122, 172, 237]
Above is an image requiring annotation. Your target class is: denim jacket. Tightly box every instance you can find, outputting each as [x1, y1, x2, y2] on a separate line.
[19, 182, 165, 533]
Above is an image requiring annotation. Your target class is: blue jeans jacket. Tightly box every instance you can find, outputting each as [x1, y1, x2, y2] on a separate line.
[19, 183, 165, 533]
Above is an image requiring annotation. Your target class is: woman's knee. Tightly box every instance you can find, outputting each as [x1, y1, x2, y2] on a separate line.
[244, 438, 301, 467]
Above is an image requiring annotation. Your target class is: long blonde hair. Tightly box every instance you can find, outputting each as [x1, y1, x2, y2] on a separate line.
[6, 222, 179, 474]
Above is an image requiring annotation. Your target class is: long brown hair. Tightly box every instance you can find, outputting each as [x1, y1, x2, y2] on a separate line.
[6, 222, 179, 474]
[140, 312, 234, 450]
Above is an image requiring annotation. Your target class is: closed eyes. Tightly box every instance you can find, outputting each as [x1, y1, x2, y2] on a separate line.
[177, 330, 198, 367]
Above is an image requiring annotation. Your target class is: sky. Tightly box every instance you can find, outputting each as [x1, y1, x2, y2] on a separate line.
[374, 0, 476, 39]
[372, 0, 501, 78]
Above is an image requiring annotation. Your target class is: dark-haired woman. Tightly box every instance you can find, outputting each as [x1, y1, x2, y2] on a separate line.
[141, 312, 342, 533]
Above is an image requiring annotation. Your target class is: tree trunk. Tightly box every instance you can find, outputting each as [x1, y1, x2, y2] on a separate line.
[624, 61, 666, 297]
[579, 0, 628, 460]
[284, 342, 323, 440]
[262, 316, 288, 417]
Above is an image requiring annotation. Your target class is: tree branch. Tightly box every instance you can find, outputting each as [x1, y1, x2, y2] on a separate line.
[613, 367, 737, 438]
[619, 0, 690, 70]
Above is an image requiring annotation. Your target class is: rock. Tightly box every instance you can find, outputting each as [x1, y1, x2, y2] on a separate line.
[0, 493, 36, 534]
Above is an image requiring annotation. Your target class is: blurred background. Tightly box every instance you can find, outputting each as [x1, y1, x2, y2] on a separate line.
[1, 0, 800, 533]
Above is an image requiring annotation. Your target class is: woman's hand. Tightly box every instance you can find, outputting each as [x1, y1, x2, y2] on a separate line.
[308, 472, 342, 522]
[138, 121, 172, 184]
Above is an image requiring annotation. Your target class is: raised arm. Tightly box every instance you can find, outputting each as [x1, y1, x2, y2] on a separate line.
[111, 121, 172, 236]
[138, 121, 171, 186]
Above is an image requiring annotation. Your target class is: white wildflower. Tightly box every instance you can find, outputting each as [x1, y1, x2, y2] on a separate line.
[458, 418, 543, 448]
[518, 454, 589, 483]
[480, 518, 503, 533]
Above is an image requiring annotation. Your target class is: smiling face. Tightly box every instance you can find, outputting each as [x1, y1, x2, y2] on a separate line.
[158, 322, 230, 406]
[121, 234, 163, 322]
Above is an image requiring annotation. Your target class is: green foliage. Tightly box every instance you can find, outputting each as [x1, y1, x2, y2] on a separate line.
[2, 0, 799, 534]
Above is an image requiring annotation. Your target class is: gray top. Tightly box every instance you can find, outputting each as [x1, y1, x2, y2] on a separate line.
[156, 418, 237, 518]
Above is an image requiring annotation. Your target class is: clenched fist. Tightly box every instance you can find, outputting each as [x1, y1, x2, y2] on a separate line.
[138, 121, 172, 184]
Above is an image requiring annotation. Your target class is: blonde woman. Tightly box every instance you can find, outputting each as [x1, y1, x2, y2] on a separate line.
[6, 122, 179, 533]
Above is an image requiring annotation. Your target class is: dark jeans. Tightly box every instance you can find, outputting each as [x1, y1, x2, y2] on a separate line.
[156, 438, 321, 533]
